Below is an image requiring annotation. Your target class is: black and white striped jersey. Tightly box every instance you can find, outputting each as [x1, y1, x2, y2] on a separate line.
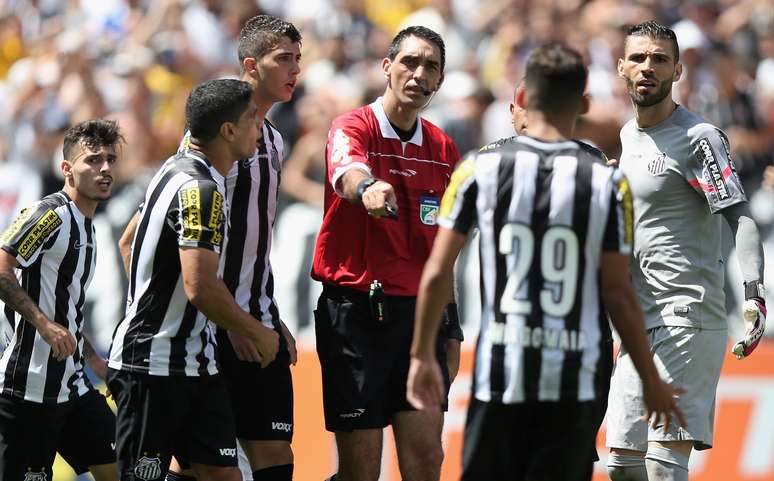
[108, 151, 227, 376]
[439, 135, 633, 404]
[179, 119, 287, 351]
[0, 191, 96, 404]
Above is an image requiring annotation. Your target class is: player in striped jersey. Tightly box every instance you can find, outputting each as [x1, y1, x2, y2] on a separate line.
[606, 22, 767, 481]
[407, 43, 684, 481]
[108, 79, 278, 481]
[0, 119, 124, 481]
[481, 78, 614, 479]
[118, 16, 302, 481]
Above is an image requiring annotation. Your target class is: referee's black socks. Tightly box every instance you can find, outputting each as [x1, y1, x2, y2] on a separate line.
[253, 464, 293, 481]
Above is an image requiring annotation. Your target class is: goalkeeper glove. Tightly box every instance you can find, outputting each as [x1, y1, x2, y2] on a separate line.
[732, 281, 767, 360]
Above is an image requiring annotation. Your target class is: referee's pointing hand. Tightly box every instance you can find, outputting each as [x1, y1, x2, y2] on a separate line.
[362, 180, 398, 219]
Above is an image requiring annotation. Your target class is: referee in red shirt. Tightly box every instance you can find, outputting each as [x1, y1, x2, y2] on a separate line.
[311, 26, 462, 481]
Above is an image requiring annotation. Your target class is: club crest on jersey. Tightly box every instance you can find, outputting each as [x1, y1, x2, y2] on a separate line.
[419, 195, 440, 226]
[24, 471, 47, 481]
[133, 456, 162, 480]
[647, 153, 667, 176]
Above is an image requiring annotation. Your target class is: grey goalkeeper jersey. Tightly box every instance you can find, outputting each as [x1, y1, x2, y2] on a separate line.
[620, 106, 746, 330]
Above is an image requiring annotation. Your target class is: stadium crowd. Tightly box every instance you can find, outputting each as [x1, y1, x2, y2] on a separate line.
[0, 0, 772, 346]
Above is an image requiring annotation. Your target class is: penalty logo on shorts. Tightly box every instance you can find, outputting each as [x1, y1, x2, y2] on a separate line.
[134, 456, 162, 480]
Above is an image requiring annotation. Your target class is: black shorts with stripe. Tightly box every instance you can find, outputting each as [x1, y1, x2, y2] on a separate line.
[0, 389, 115, 481]
[314, 284, 450, 432]
[107, 369, 237, 481]
[216, 329, 294, 442]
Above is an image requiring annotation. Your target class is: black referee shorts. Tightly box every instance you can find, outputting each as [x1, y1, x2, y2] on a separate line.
[0, 389, 115, 481]
[107, 369, 237, 481]
[462, 398, 602, 481]
[314, 284, 449, 432]
[216, 328, 294, 442]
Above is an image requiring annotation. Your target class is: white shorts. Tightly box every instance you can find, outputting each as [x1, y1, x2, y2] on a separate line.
[606, 326, 726, 451]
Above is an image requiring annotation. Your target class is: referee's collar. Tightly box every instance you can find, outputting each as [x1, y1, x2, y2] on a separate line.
[370, 97, 423, 147]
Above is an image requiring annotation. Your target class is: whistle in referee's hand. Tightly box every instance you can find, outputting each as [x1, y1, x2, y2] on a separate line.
[369, 280, 387, 323]
[384, 203, 399, 220]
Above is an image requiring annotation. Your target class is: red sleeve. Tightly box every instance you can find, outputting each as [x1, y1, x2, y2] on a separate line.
[327, 111, 372, 195]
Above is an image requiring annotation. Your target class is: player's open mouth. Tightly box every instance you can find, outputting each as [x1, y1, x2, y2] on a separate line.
[636, 78, 657, 89]
[286, 81, 296, 90]
[97, 178, 112, 188]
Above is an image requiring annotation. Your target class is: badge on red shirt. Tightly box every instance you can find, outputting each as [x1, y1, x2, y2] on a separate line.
[419, 195, 439, 225]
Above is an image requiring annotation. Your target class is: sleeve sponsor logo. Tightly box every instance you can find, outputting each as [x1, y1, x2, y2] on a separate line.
[330, 129, 352, 166]
[179, 187, 202, 241]
[0, 202, 40, 244]
[697, 137, 730, 201]
[208, 191, 224, 247]
[17, 209, 62, 260]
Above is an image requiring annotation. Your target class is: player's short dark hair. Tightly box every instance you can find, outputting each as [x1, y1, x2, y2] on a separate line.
[625, 20, 680, 63]
[238, 15, 302, 64]
[524, 43, 587, 114]
[388, 26, 446, 73]
[185, 79, 254, 144]
[62, 119, 124, 160]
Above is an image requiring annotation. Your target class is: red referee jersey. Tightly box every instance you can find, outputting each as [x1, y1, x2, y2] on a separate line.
[311, 97, 461, 296]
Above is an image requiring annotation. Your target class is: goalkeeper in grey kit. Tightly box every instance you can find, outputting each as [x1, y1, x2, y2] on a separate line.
[606, 21, 767, 481]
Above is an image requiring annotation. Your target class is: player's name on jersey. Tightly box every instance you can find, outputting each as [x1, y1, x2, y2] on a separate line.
[485, 324, 587, 351]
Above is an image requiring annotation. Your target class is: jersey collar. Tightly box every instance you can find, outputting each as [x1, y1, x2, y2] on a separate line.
[369, 97, 423, 147]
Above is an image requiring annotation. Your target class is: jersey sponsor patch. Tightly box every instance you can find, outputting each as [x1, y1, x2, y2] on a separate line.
[179, 187, 203, 241]
[419, 195, 439, 225]
[17, 209, 62, 260]
[208, 190, 224, 247]
[1, 202, 40, 244]
[697, 137, 731, 201]
[330, 128, 352, 165]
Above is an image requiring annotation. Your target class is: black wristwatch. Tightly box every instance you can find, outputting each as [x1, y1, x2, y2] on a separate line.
[356, 177, 377, 201]
[745, 281, 765, 301]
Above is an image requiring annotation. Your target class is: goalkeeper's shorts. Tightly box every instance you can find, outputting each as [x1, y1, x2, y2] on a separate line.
[606, 325, 726, 452]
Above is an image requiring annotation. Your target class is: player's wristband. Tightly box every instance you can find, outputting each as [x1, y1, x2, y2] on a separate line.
[443, 303, 464, 342]
[744, 281, 765, 301]
[356, 177, 377, 202]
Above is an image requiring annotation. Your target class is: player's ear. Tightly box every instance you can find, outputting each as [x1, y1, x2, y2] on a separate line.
[382, 57, 392, 81]
[242, 57, 257, 76]
[617, 57, 625, 79]
[581, 93, 590, 115]
[61, 160, 73, 179]
[673, 63, 683, 82]
[220, 121, 236, 142]
[516, 85, 527, 109]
